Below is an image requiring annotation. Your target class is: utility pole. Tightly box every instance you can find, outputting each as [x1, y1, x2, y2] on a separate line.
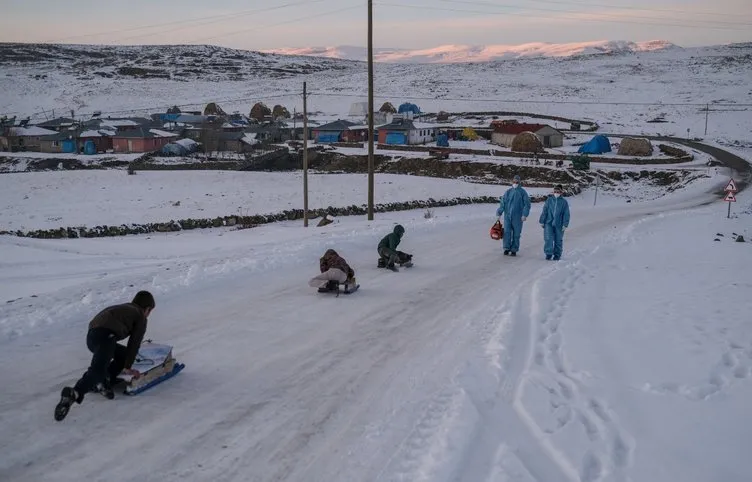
[593, 173, 599, 206]
[367, 0, 375, 220]
[303, 82, 309, 227]
[704, 103, 709, 136]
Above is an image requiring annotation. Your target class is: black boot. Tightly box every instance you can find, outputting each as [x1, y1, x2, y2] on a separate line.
[95, 382, 115, 400]
[54, 387, 79, 421]
[318, 280, 339, 292]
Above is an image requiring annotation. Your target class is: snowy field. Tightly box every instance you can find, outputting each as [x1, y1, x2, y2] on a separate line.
[0, 170, 552, 232]
[1, 166, 751, 481]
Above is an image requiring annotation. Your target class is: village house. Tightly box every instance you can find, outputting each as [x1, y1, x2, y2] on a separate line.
[39, 128, 116, 154]
[377, 118, 435, 145]
[112, 128, 177, 153]
[313, 120, 369, 143]
[246, 122, 290, 144]
[490, 121, 564, 148]
[0, 125, 58, 152]
[217, 131, 259, 153]
[100, 117, 155, 131]
[38, 131, 77, 154]
[35, 117, 77, 132]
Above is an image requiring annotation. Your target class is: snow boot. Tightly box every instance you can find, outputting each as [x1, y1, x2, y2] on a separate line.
[318, 280, 339, 293]
[95, 382, 115, 400]
[553, 255, 560, 261]
[503, 250, 509, 256]
[54, 386, 79, 421]
[510, 252, 517, 257]
[545, 255, 552, 260]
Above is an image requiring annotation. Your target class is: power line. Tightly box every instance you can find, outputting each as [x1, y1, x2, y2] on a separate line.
[439, 0, 752, 28]
[187, 5, 362, 44]
[5, 91, 750, 124]
[2, 92, 301, 122]
[38, 0, 327, 44]
[112, 0, 329, 45]
[9, 90, 752, 122]
[375, 2, 752, 31]
[310, 92, 752, 107]
[522, 0, 752, 20]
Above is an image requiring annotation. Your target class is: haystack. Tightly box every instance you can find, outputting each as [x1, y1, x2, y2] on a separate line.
[462, 127, 480, 141]
[617, 137, 653, 156]
[250, 102, 271, 121]
[203, 102, 226, 116]
[272, 105, 290, 119]
[167, 105, 181, 115]
[379, 102, 397, 113]
[511, 131, 544, 153]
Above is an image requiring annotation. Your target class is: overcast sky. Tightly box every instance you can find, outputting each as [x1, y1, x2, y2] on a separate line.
[0, 0, 750, 50]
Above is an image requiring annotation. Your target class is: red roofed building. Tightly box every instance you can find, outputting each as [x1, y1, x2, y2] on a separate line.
[491, 121, 563, 148]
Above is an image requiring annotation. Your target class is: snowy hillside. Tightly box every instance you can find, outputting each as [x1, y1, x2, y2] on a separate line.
[265, 40, 679, 63]
[1, 41, 750, 144]
[0, 42, 357, 82]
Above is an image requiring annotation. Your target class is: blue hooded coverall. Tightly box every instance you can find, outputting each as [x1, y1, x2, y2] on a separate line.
[538, 195, 570, 259]
[496, 185, 531, 253]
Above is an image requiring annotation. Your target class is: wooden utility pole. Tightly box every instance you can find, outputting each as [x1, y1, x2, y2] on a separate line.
[303, 82, 309, 227]
[367, 0, 375, 220]
[704, 103, 709, 136]
[593, 173, 599, 206]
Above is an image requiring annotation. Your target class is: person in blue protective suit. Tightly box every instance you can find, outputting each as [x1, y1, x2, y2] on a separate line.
[539, 184, 570, 260]
[496, 174, 531, 256]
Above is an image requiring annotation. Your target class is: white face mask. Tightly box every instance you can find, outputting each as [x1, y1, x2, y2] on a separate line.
[554, 193, 561, 198]
[512, 183, 519, 188]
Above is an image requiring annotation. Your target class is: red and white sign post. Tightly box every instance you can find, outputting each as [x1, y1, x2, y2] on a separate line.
[724, 179, 737, 218]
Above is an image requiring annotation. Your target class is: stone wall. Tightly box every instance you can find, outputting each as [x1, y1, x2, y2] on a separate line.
[2, 195, 560, 239]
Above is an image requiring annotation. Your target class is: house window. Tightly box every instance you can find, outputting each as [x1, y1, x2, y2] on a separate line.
[52, 141, 59, 147]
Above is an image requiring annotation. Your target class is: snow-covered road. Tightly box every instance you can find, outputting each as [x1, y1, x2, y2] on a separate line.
[1, 173, 750, 482]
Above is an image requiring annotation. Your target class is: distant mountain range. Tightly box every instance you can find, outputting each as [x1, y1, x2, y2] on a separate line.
[263, 40, 679, 63]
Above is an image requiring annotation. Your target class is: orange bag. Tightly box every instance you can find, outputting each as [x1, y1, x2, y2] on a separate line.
[490, 220, 503, 240]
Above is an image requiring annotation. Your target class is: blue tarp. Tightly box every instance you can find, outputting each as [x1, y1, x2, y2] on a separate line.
[162, 144, 184, 155]
[398, 103, 421, 115]
[317, 133, 340, 143]
[83, 139, 96, 155]
[62, 139, 76, 153]
[385, 132, 406, 145]
[578, 135, 612, 154]
[436, 133, 449, 147]
[159, 113, 182, 122]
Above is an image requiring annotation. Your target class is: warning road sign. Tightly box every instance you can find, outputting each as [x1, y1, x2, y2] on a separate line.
[724, 192, 736, 202]
[725, 179, 738, 192]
